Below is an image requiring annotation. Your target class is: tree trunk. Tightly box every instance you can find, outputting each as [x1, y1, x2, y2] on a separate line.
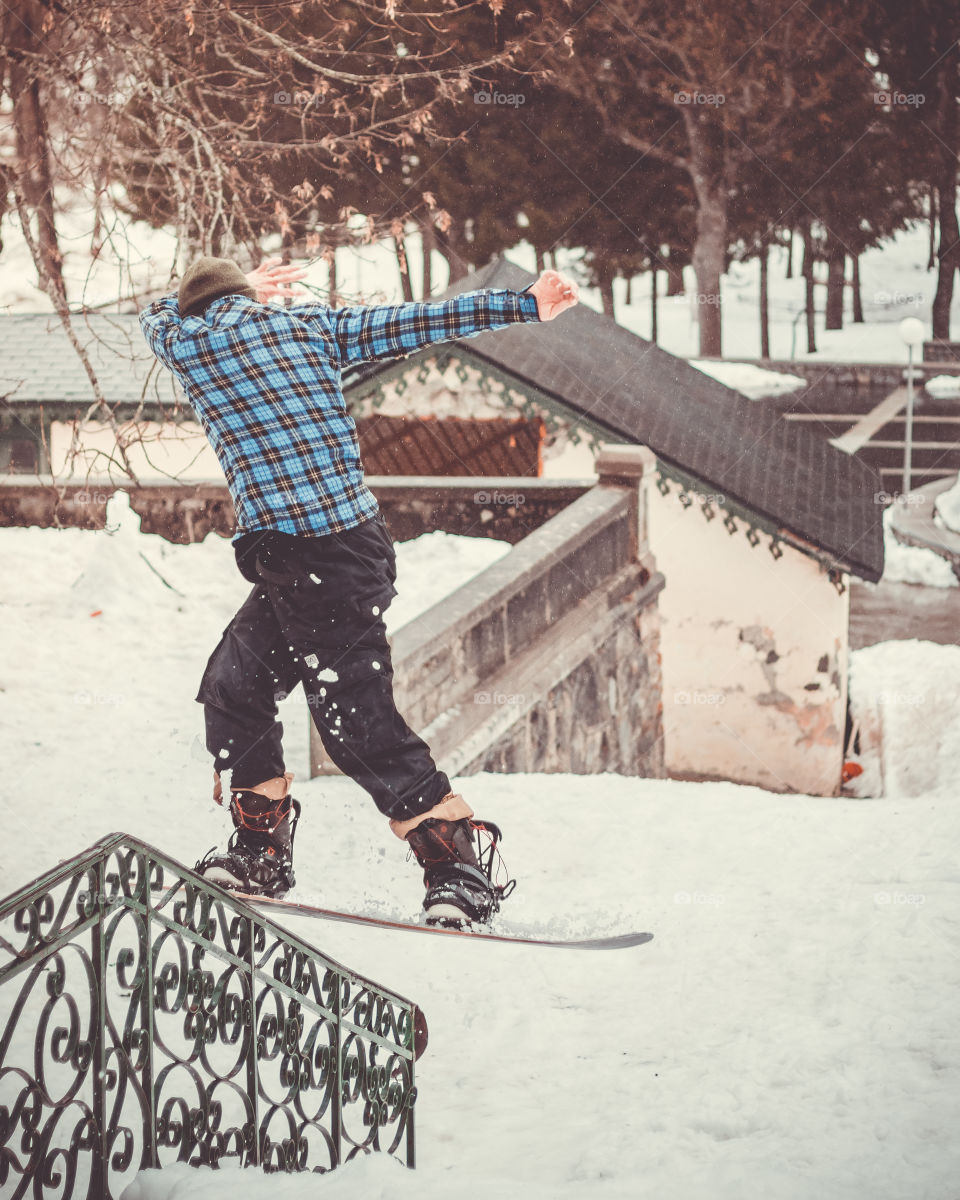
[928, 185, 938, 272]
[852, 254, 864, 323]
[327, 251, 338, 308]
[666, 256, 685, 295]
[650, 267, 658, 343]
[801, 220, 817, 354]
[759, 242, 770, 359]
[932, 44, 960, 341]
[825, 235, 845, 331]
[435, 224, 468, 283]
[933, 190, 959, 341]
[421, 221, 435, 299]
[598, 266, 615, 318]
[394, 234, 414, 302]
[625, 274, 632, 306]
[535, 245, 545, 274]
[275, 232, 297, 304]
[691, 182, 727, 357]
[8, 2, 65, 300]
[785, 228, 795, 279]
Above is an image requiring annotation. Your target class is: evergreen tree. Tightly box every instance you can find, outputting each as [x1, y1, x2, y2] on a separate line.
[539, 0, 883, 355]
[865, 0, 960, 340]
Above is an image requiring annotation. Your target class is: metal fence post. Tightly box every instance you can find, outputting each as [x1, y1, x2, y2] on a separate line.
[90, 858, 108, 1197]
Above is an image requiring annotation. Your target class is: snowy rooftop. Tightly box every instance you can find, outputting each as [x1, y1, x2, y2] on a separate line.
[0, 312, 166, 406]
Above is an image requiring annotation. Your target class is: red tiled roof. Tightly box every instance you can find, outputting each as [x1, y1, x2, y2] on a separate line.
[356, 414, 543, 477]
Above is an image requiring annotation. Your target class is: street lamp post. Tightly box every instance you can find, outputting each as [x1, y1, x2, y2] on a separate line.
[898, 317, 925, 498]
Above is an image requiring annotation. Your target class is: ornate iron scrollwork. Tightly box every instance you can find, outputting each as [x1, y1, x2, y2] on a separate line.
[0, 834, 420, 1197]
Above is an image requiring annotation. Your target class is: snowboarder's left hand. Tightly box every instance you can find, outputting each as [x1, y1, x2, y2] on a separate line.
[246, 257, 309, 304]
[529, 269, 579, 321]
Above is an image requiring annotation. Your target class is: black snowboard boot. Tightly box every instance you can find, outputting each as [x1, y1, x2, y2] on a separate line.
[197, 786, 300, 899]
[405, 812, 512, 929]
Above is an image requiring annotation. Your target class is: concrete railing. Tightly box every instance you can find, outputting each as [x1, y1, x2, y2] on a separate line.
[0, 476, 589, 544]
[310, 447, 666, 779]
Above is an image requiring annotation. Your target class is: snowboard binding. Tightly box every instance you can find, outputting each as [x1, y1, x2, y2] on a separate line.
[196, 789, 301, 899]
[408, 817, 516, 930]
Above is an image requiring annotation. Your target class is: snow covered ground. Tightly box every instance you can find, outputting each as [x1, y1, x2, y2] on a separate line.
[1, 507, 959, 1199]
[924, 376, 960, 402]
[0, 494, 511, 836]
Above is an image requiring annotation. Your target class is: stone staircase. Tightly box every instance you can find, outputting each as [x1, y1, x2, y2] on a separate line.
[309, 447, 666, 780]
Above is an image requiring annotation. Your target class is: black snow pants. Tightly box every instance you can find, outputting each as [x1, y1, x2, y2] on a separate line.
[196, 511, 451, 823]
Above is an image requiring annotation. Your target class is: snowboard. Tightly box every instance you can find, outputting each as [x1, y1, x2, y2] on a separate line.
[239, 892, 654, 951]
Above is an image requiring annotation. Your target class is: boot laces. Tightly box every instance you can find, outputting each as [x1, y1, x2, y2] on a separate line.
[467, 820, 516, 902]
[197, 799, 301, 872]
[405, 818, 515, 900]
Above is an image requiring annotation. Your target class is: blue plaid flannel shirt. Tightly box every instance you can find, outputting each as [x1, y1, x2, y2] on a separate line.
[138, 286, 541, 538]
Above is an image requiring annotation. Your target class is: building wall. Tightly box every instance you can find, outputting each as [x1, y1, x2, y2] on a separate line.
[44, 350, 601, 482]
[647, 483, 849, 796]
[49, 420, 221, 481]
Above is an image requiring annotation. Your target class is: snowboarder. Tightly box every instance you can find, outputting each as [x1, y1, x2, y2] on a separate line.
[139, 255, 579, 926]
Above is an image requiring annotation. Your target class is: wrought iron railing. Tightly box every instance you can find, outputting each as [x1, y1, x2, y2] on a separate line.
[0, 833, 422, 1198]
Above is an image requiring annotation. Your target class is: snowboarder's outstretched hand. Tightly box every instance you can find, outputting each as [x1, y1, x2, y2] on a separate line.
[245, 257, 309, 304]
[528, 269, 579, 321]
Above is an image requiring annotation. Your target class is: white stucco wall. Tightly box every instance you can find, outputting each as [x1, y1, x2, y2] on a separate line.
[49, 420, 223, 481]
[648, 483, 849, 796]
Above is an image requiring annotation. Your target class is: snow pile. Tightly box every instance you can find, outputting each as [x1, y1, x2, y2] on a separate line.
[2, 516, 960, 1200]
[691, 358, 806, 399]
[68, 489, 193, 610]
[121, 1155, 416, 1200]
[933, 472, 960, 535]
[5, 490, 510, 636]
[847, 640, 960, 798]
[880, 506, 958, 587]
[923, 375, 960, 401]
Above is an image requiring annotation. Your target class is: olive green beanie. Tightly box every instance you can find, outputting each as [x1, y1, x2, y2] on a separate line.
[178, 256, 257, 317]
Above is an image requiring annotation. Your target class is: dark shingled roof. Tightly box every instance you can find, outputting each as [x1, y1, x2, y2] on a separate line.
[347, 257, 885, 582]
[0, 313, 161, 405]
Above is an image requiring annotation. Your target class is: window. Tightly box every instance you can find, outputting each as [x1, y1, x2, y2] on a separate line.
[8, 439, 39, 473]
